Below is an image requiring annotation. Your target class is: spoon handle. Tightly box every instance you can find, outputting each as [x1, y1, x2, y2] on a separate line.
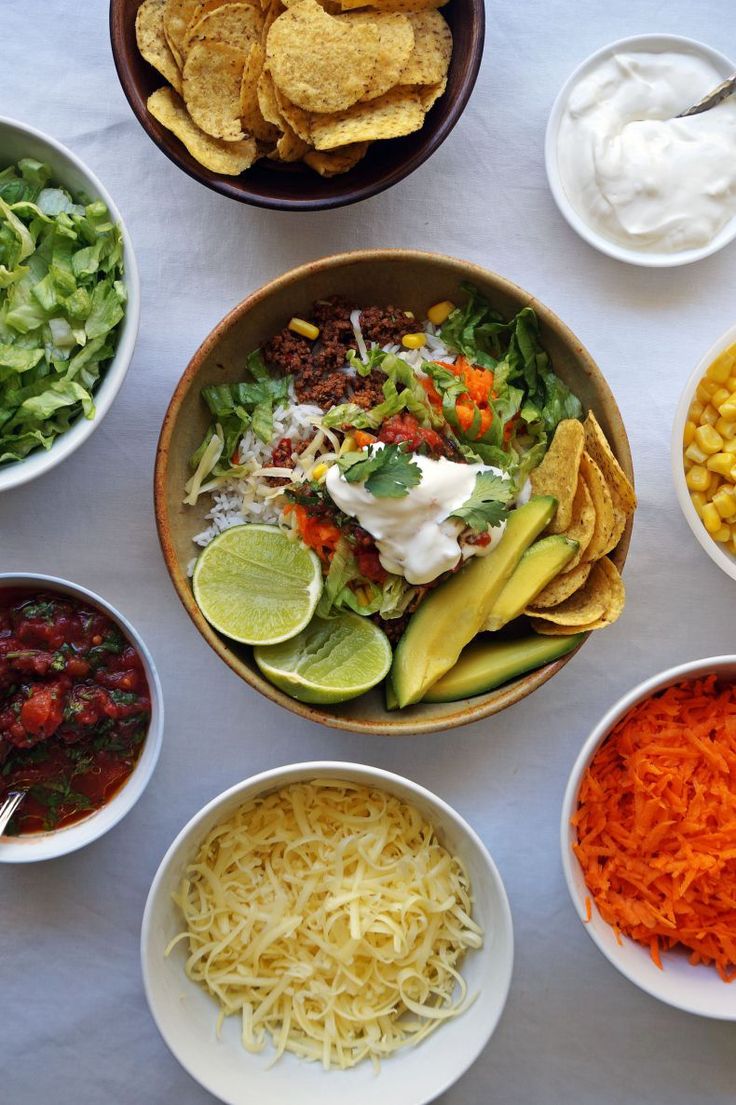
[677, 73, 736, 118]
[0, 791, 26, 835]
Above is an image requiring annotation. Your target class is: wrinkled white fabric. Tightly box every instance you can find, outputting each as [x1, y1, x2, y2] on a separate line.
[1, 1, 736, 1103]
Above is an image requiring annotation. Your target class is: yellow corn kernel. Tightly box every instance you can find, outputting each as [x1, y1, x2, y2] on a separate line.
[288, 317, 319, 340]
[427, 300, 456, 326]
[723, 439, 736, 456]
[707, 351, 736, 383]
[683, 420, 697, 447]
[689, 398, 705, 420]
[713, 487, 736, 518]
[718, 398, 736, 421]
[401, 332, 426, 349]
[686, 464, 710, 491]
[695, 424, 724, 454]
[707, 452, 735, 477]
[710, 474, 722, 495]
[716, 417, 736, 440]
[701, 404, 719, 426]
[730, 463, 736, 483]
[698, 379, 719, 401]
[712, 387, 731, 409]
[339, 433, 356, 454]
[311, 462, 328, 482]
[714, 525, 732, 542]
[685, 442, 708, 464]
[690, 491, 707, 517]
[703, 503, 721, 533]
[727, 376, 736, 392]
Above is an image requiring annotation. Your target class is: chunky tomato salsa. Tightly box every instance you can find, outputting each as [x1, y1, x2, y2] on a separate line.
[0, 589, 151, 835]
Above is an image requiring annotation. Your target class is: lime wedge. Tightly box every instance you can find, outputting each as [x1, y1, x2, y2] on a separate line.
[192, 525, 323, 646]
[254, 612, 392, 704]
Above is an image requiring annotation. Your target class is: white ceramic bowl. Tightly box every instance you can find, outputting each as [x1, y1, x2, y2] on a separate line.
[142, 761, 514, 1105]
[545, 34, 736, 268]
[0, 573, 163, 862]
[672, 322, 736, 582]
[561, 656, 736, 1019]
[0, 116, 140, 492]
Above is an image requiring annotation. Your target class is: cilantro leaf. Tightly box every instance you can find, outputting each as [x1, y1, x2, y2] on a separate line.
[451, 471, 512, 530]
[337, 444, 422, 498]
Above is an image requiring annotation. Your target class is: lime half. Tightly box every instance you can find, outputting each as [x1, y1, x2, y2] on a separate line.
[192, 525, 323, 646]
[254, 612, 392, 704]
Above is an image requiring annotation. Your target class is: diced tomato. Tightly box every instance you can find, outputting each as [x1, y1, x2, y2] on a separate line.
[19, 684, 65, 740]
[355, 546, 388, 583]
[378, 413, 447, 455]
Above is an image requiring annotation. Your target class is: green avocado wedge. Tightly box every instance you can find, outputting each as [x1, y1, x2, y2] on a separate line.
[422, 633, 585, 703]
[484, 535, 579, 632]
[390, 496, 557, 707]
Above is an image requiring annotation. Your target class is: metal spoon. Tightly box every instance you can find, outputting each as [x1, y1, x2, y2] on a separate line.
[677, 73, 736, 118]
[0, 790, 26, 835]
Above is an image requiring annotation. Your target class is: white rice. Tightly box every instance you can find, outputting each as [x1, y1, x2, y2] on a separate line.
[189, 314, 454, 564]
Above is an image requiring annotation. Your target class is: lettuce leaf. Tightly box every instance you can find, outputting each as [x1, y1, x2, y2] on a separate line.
[0, 160, 126, 464]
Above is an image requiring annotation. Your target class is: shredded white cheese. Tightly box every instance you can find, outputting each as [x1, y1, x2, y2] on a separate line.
[168, 779, 483, 1070]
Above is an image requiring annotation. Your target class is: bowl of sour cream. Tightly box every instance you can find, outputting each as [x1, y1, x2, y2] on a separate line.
[546, 35, 736, 267]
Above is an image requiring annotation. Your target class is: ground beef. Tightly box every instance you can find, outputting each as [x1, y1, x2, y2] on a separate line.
[351, 372, 385, 409]
[263, 328, 312, 376]
[373, 612, 409, 646]
[359, 305, 413, 347]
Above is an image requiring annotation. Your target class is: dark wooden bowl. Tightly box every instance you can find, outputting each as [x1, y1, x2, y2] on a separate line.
[109, 0, 485, 211]
[154, 250, 635, 735]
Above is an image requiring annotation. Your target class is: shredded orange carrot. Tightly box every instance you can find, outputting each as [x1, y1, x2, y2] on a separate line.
[353, 430, 376, 448]
[573, 676, 736, 982]
[288, 504, 341, 563]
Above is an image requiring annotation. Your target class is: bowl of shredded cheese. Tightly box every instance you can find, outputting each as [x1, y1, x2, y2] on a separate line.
[141, 761, 513, 1105]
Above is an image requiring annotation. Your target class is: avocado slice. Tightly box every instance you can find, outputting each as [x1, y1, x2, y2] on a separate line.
[484, 535, 579, 632]
[423, 633, 584, 703]
[390, 496, 557, 707]
[385, 675, 400, 711]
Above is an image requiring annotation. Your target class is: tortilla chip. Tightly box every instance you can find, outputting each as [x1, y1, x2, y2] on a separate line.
[584, 411, 637, 516]
[338, 0, 447, 9]
[183, 40, 247, 140]
[147, 87, 258, 173]
[416, 77, 446, 111]
[528, 559, 612, 627]
[530, 419, 585, 533]
[527, 561, 593, 610]
[531, 558, 625, 633]
[240, 43, 280, 141]
[579, 451, 615, 562]
[274, 86, 313, 141]
[558, 478, 595, 570]
[275, 124, 311, 161]
[399, 11, 451, 86]
[136, 0, 183, 93]
[309, 85, 424, 149]
[263, 0, 286, 33]
[186, 1, 263, 53]
[304, 142, 370, 175]
[257, 69, 286, 128]
[164, 0, 201, 65]
[266, 0, 379, 113]
[337, 12, 414, 102]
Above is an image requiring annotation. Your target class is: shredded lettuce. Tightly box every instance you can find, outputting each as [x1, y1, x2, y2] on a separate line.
[0, 159, 125, 464]
[317, 536, 418, 620]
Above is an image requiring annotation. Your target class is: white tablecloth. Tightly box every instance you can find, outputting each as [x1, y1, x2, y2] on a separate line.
[3, 2, 736, 1101]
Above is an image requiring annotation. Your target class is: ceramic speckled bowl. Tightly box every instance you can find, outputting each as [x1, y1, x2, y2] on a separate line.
[154, 250, 634, 734]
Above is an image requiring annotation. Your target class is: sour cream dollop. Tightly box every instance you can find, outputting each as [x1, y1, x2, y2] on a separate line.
[325, 453, 507, 585]
[557, 50, 736, 253]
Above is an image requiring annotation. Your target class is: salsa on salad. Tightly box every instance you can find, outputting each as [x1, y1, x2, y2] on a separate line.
[0, 589, 151, 835]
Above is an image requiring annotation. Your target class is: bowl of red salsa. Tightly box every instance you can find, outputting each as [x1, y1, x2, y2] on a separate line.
[0, 574, 163, 862]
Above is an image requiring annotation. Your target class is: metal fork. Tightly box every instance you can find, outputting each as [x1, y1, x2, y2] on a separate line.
[0, 791, 26, 835]
[677, 73, 736, 118]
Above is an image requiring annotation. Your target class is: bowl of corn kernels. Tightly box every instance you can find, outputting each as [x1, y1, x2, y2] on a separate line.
[673, 324, 736, 580]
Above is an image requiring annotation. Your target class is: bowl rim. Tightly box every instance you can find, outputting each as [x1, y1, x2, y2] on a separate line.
[108, 0, 485, 212]
[0, 571, 164, 863]
[0, 114, 141, 493]
[544, 33, 736, 269]
[671, 322, 736, 582]
[560, 655, 736, 1019]
[141, 759, 514, 1103]
[154, 247, 634, 735]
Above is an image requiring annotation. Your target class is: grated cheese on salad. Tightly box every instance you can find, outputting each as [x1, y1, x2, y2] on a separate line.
[168, 779, 483, 1070]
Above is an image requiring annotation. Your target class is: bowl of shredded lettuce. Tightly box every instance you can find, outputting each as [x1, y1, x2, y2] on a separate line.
[0, 116, 139, 491]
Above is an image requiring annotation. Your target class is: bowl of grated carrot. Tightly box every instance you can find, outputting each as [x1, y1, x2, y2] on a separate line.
[561, 656, 736, 1019]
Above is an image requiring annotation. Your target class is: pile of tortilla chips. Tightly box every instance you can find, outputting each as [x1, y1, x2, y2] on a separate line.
[525, 412, 637, 635]
[135, 0, 452, 178]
